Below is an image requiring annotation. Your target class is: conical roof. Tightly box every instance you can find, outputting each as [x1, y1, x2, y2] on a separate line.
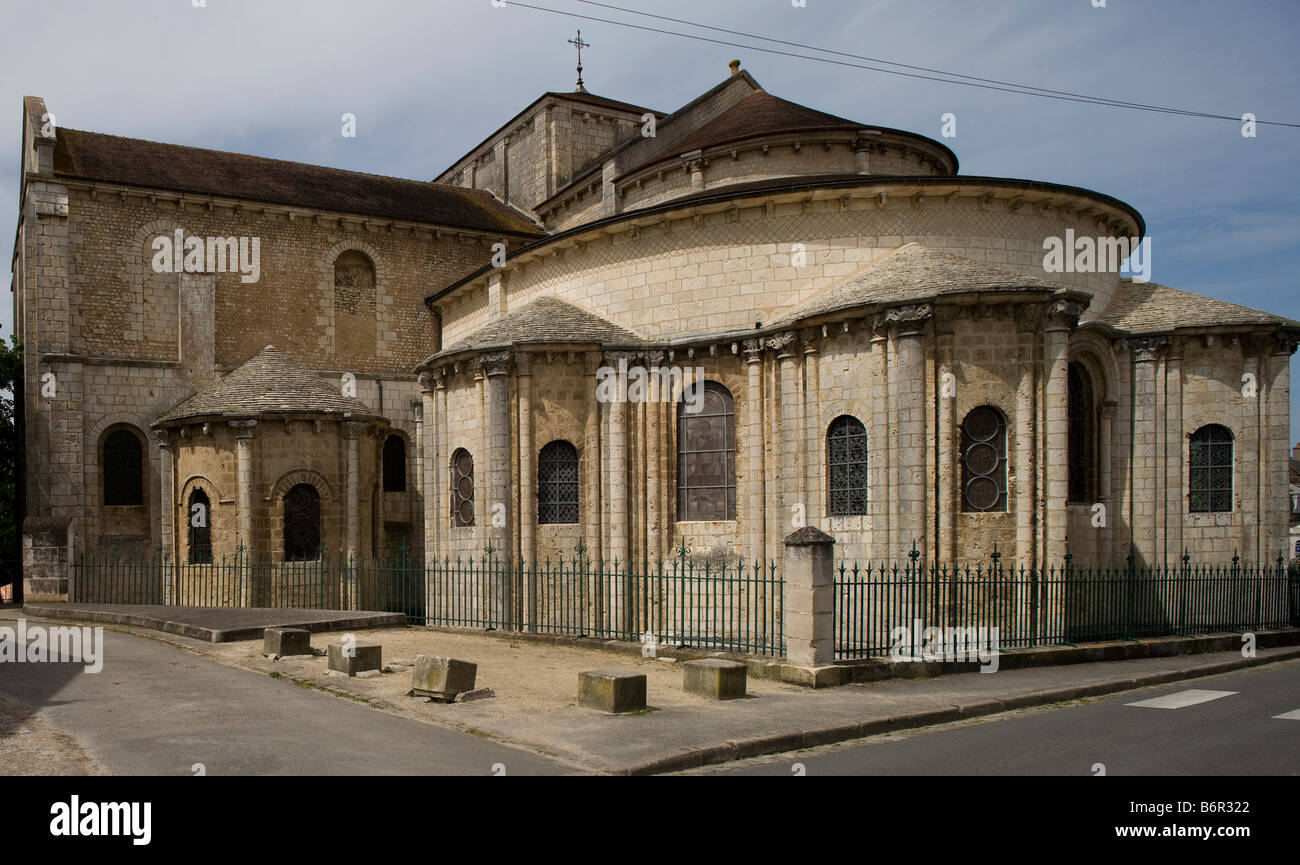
[154, 345, 382, 425]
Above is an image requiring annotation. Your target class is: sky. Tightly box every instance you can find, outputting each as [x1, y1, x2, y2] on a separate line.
[2, 0, 1298, 441]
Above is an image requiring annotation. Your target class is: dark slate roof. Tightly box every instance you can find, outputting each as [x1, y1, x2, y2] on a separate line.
[1100, 280, 1300, 334]
[428, 297, 641, 361]
[778, 243, 1061, 323]
[155, 345, 381, 425]
[54, 128, 543, 236]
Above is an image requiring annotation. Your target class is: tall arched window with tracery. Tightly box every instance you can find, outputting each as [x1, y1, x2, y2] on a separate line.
[1189, 424, 1233, 513]
[103, 429, 144, 506]
[538, 440, 580, 524]
[677, 381, 736, 522]
[827, 415, 868, 516]
[451, 448, 475, 527]
[960, 405, 1008, 513]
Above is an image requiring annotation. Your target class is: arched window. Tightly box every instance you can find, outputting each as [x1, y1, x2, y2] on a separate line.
[1068, 362, 1098, 503]
[451, 448, 475, 527]
[538, 440, 580, 524]
[677, 381, 736, 522]
[960, 406, 1008, 513]
[827, 415, 868, 516]
[383, 434, 407, 492]
[103, 429, 144, 506]
[188, 489, 212, 565]
[283, 484, 321, 561]
[1189, 424, 1233, 513]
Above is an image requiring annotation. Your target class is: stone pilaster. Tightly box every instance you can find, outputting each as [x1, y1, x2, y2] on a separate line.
[1130, 337, 1165, 566]
[583, 352, 604, 569]
[479, 351, 513, 624]
[771, 332, 802, 550]
[603, 351, 632, 573]
[1163, 340, 1183, 564]
[1266, 333, 1298, 559]
[743, 339, 765, 562]
[935, 314, 957, 564]
[342, 420, 365, 564]
[887, 304, 931, 562]
[869, 317, 890, 558]
[155, 430, 175, 604]
[645, 351, 665, 563]
[1239, 336, 1265, 563]
[516, 353, 536, 570]
[1099, 401, 1116, 564]
[1043, 298, 1082, 565]
[1013, 310, 1039, 567]
[801, 330, 822, 529]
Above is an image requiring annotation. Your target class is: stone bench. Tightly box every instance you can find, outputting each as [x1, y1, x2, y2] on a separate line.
[579, 669, 647, 714]
[411, 655, 477, 701]
[327, 639, 382, 676]
[263, 627, 312, 658]
[683, 658, 747, 700]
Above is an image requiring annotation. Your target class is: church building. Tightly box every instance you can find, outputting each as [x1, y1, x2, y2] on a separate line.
[14, 61, 1298, 600]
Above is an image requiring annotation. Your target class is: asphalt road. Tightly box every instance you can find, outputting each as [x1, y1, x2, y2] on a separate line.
[704, 659, 1300, 775]
[0, 613, 572, 775]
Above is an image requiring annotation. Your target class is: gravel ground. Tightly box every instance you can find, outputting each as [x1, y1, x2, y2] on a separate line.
[0, 694, 105, 776]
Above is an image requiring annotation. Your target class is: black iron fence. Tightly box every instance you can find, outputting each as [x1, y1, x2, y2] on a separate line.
[835, 549, 1299, 660]
[70, 544, 785, 656]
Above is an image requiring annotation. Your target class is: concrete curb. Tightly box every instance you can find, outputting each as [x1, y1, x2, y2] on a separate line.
[612, 646, 1300, 775]
[21, 603, 406, 643]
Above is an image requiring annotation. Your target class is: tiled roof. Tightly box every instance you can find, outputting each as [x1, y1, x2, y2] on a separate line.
[155, 346, 381, 425]
[778, 243, 1061, 323]
[664, 90, 863, 156]
[54, 128, 543, 236]
[1100, 280, 1300, 334]
[428, 297, 641, 361]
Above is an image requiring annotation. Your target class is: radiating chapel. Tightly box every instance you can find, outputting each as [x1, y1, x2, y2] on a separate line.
[15, 61, 1299, 597]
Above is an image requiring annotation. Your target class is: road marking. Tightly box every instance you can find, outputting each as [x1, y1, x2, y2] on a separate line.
[1125, 689, 1238, 709]
[1272, 709, 1300, 721]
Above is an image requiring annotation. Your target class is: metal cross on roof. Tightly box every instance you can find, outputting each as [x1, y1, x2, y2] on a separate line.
[569, 29, 590, 93]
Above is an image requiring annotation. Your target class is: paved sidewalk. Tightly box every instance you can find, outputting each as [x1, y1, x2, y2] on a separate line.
[22, 603, 404, 642]
[14, 608, 1295, 774]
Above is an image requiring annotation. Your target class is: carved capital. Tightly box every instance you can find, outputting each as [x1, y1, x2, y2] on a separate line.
[513, 352, 533, 377]
[1273, 330, 1300, 356]
[417, 371, 438, 393]
[1045, 297, 1087, 330]
[228, 418, 258, 438]
[742, 338, 764, 364]
[766, 331, 798, 357]
[886, 303, 932, 336]
[477, 351, 512, 377]
[1130, 336, 1167, 363]
[1015, 304, 1045, 334]
[341, 420, 367, 440]
[153, 428, 173, 449]
[800, 327, 821, 355]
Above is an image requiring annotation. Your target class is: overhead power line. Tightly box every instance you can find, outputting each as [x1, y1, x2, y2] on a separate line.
[502, 0, 1299, 129]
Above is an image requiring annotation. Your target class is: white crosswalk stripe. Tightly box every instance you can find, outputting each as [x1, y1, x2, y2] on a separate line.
[1272, 708, 1300, 720]
[1125, 689, 1238, 709]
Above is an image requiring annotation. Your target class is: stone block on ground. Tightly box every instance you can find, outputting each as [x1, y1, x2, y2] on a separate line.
[579, 669, 647, 714]
[411, 655, 478, 700]
[682, 658, 747, 700]
[263, 627, 312, 657]
[327, 640, 382, 676]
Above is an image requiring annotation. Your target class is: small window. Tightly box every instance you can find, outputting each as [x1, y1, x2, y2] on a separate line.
[1068, 362, 1098, 503]
[827, 415, 868, 516]
[283, 483, 321, 561]
[1189, 424, 1233, 513]
[961, 406, 1008, 513]
[677, 381, 736, 522]
[188, 489, 212, 565]
[103, 429, 144, 506]
[383, 434, 407, 492]
[451, 448, 475, 527]
[538, 440, 579, 524]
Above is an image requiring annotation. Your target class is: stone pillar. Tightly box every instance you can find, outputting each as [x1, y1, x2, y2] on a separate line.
[604, 351, 631, 635]
[887, 304, 931, 562]
[231, 419, 257, 607]
[417, 373, 439, 561]
[935, 319, 957, 564]
[156, 430, 176, 604]
[342, 420, 363, 566]
[1266, 335, 1297, 560]
[1130, 337, 1165, 566]
[1043, 299, 1081, 565]
[645, 351, 664, 563]
[1014, 308, 1041, 567]
[517, 354, 536, 569]
[480, 351, 513, 626]
[802, 330, 822, 529]
[869, 319, 890, 558]
[782, 527, 835, 666]
[773, 333, 802, 555]
[1100, 401, 1116, 564]
[583, 353, 604, 567]
[744, 340, 765, 561]
[1163, 340, 1184, 564]
[434, 369, 449, 559]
